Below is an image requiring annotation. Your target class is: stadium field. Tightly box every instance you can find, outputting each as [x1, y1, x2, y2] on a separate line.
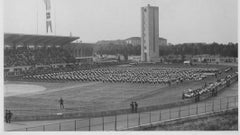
[4, 64, 237, 117]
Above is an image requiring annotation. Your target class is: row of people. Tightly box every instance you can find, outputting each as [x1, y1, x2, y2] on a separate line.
[22, 67, 218, 84]
[182, 73, 237, 99]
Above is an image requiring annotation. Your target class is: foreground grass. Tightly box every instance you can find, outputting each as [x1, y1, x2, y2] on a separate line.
[5, 64, 237, 116]
[142, 109, 238, 130]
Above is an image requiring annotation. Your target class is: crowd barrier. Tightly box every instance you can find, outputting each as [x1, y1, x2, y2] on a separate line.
[9, 95, 238, 131]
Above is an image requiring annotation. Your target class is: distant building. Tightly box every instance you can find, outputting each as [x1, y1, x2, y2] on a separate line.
[128, 55, 141, 62]
[93, 54, 125, 62]
[96, 40, 126, 45]
[64, 43, 94, 64]
[182, 42, 207, 45]
[220, 57, 238, 63]
[163, 55, 183, 63]
[125, 37, 167, 46]
[189, 55, 237, 63]
[125, 37, 141, 46]
[167, 43, 174, 46]
[141, 4, 159, 62]
[159, 37, 167, 46]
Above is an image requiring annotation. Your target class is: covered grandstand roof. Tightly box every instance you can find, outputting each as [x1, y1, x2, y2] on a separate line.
[4, 33, 79, 45]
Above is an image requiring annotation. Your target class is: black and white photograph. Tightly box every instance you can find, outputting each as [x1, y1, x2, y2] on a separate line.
[2, 0, 238, 132]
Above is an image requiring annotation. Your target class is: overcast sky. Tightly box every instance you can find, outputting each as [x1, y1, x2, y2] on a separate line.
[4, 0, 238, 44]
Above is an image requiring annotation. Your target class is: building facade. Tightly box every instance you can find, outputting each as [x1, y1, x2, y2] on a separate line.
[125, 37, 141, 46]
[125, 37, 167, 47]
[64, 43, 94, 64]
[96, 40, 126, 45]
[190, 55, 238, 63]
[159, 37, 167, 46]
[141, 4, 159, 62]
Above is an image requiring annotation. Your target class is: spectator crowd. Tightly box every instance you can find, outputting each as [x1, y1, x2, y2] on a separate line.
[4, 47, 75, 67]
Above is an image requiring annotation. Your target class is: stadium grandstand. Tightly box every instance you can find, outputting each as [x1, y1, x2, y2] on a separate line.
[4, 33, 94, 77]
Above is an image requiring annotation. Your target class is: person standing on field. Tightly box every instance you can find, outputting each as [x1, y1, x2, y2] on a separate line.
[59, 97, 64, 109]
[134, 102, 138, 113]
[5, 110, 8, 123]
[130, 101, 134, 113]
[6, 110, 13, 123]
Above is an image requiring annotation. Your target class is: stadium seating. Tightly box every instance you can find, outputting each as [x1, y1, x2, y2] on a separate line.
[4, 47, 75, 67]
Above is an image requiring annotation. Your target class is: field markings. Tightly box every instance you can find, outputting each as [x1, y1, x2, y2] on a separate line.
[16, 82, 101, 97]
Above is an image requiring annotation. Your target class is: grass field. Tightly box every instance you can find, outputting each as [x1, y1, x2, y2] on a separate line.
[4, 64, 237, 116]
[142, 109, 238, 130]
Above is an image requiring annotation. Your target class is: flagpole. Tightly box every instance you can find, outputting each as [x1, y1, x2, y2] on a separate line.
[36, 0, 39, 35]
[54, 1, 56, 36]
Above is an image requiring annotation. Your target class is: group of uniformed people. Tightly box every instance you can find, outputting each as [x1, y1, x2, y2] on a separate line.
[22, 66, 218, 85]
[182, 73, 237, 100]
[5, 110, 13, 123]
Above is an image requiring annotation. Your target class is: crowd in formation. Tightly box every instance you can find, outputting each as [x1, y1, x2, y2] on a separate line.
[183, 73, 237, 99]
[22, 66, 218, 84]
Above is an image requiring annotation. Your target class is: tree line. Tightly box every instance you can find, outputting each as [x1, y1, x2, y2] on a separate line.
[94, 44, 140, 60]
[159, 42, 238, 57]
[94, 42, 238, 58]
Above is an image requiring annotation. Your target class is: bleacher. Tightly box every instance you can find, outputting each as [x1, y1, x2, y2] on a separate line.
[4, 47, 75, 67]
[4, 33, 79, 77]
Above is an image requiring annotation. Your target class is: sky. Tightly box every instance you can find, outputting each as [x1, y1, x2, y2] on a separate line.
[3, 0, 238, 44]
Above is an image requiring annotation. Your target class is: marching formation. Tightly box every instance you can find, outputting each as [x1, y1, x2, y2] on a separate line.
[23, 66, 218, 84]
[182, 73, 237, 99]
